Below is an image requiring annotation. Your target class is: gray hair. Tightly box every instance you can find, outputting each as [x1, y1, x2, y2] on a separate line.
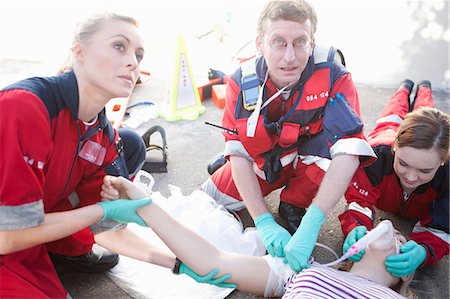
[257, 0, 318, 38]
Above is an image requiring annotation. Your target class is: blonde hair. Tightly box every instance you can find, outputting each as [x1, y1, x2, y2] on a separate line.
[59, 12, 139, 74]
[392, 274, 418, 299]
[395, 107, 450, 162]
[257, 0, 318, 38]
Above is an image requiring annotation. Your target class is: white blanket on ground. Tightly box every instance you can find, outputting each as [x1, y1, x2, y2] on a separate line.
[107, 185, 266, 299]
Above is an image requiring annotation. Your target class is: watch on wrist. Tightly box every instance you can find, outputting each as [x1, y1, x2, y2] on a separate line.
[172, 257, 182, 274]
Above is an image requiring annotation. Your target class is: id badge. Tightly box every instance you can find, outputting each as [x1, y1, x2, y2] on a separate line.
[79, 140, 106, 166]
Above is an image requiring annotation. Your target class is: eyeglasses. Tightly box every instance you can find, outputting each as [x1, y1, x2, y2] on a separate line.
[266, 37, 311, 51]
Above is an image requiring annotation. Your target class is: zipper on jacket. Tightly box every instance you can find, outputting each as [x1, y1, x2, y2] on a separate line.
[59, 123, 82, 201]
[399, 191, 414, 214]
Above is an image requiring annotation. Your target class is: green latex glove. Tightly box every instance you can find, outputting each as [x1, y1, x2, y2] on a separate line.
[254, 213, 292, 257]
[284, 205, 326, 272]
[97, 198, 152, 226]
[180, 263, 237, 288]
[343, 226, 368, 262]
[385, 240, 426, 277]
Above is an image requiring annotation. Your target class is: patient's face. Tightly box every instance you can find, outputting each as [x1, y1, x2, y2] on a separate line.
[363, 228, 406, 287]
[366, 229, 405, 260]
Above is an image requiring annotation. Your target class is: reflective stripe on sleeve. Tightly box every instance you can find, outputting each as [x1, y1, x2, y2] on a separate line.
[67, 191, 80, 208]
[201, 178, 246, 212]
[375, 114, 404, 125]
[298, 154, 331, 172]
[412, 222, 450, 244]
[223, 140, 253, 162]
[253, 153, 329, 180]
[0, 200, 44, 230]
[346, 202, 374, 220]
[330, 138, 376, 159]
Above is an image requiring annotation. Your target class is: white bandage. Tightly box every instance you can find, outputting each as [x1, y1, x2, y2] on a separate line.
[262, 255, 295, 297]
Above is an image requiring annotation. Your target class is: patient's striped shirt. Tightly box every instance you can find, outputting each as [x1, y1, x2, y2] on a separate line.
[282, 265, 406, 299]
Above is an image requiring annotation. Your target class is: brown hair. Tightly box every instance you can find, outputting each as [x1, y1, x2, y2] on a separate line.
[59, 12, 139, 74]
[395, 107, 450, 162]
[257, 0, 318, 38]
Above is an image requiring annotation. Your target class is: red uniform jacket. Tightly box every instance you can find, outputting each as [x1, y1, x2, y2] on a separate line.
[339, 145, 449, 266]
[0, 71, 127, 298]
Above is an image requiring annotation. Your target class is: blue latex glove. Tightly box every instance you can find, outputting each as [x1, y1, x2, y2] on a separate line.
[97, 198, 152, 226]
[180, 263, 237, 288]
[284, 205, 326, 272]
[343, 226, 368, 262]
[254, 213, 292, 257]
[385, 240, 426, 277]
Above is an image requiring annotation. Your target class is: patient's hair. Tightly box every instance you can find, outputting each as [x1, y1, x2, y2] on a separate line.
[393, 274, 418, 299]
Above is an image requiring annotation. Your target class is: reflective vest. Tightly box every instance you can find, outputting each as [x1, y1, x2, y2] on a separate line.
[234, 45, 348, 183]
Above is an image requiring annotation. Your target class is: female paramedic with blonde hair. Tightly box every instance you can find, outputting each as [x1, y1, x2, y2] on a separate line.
[339, 80, 449, 277]
[100, 174, 416, 298]
[0, 12, 228, 298]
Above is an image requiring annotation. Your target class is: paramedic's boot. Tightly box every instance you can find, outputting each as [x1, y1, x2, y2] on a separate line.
[398, 78, 414, 95]
[416, 80, 431, 90]
[410, 80, 431, 112]
[278, 201, 306, 235]
[49, 247, 119, 273]
[207, 153, 226, 175]
[397, 79, 414, 112]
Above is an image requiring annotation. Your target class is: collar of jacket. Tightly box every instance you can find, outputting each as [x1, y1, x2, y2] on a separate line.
[60, 71, 110, 130]
[58, 71, 79, 120]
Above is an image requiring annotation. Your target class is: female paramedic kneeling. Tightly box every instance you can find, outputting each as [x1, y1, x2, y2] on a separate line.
[339, 80, 449, 277]
[100, 175, 417, 298]
[0, 13, 228, 299]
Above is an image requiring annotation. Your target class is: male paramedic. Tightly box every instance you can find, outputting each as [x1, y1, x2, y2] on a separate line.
[201, 0, 376, 272]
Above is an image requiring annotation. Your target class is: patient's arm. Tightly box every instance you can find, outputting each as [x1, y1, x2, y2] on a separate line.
[137, 197, 270, 296]
[95, 227, 175, 269]
[101, 175, 270, 295]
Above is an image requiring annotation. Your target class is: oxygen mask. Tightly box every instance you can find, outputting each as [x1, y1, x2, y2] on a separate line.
[318, 220, 397, 267]
[367, 220, 395, 251]
[344, 220, 395, 258]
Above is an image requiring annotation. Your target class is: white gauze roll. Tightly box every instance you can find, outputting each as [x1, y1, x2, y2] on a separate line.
[262, 255, 295, 297]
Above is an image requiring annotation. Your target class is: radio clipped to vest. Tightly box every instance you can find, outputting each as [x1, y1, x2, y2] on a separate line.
[241, 58, 260, 111]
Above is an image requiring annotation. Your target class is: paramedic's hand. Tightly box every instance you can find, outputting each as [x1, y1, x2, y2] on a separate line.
[180, 263, 237, 288]
[385, 241, 426, 277]
[284, 205, 326, 272]
[98, 198, 152, 226]
[343, 226, 368, 262]
[254, 213, 291, 257]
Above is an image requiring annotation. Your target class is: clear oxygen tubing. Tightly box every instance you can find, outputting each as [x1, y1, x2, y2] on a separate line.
[313, 220, 395, 268]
